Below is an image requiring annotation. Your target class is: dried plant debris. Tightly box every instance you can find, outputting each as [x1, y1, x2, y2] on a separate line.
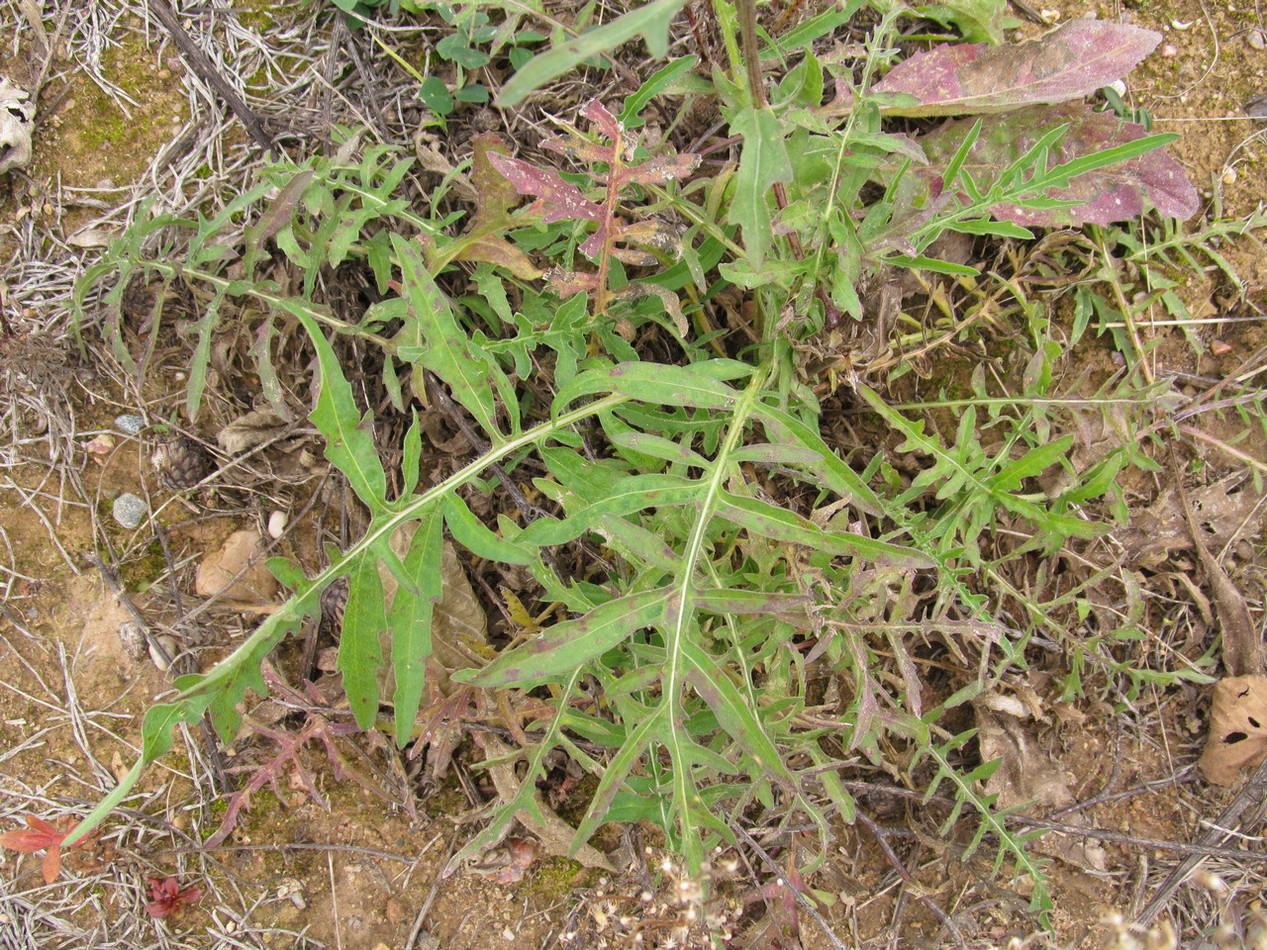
[0, 78, 33, 175]
[1178, 475, 1261, 677]
[151, 435, 213, 490]
[1118, 474, 1263, 569]
[972, 691, 1108, 871]
[1199, 675, 1267, 785]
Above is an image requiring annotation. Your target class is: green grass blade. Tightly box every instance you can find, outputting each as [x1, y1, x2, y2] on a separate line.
[496, 0, 687, 107]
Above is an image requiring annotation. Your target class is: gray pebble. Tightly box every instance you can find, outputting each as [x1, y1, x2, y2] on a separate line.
[112, 493, 149, 529]
[1248, 94, 1267, 125]
[1248, 30, 1266, 50]
[114, 413, 146, 435]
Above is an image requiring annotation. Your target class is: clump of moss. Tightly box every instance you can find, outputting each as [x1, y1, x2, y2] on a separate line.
[528, 856, 589, 902]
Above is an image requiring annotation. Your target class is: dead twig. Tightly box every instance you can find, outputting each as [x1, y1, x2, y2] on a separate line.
[145, 0, 277, 154]
[1133, 755, 1267, 926]
[730, 821, 850, 950]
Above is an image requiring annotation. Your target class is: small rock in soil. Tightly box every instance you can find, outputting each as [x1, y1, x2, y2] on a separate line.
[112, 493, 149, 529]
[1248, 29, 1266, 50]
[1248, 94, 1267, 125]
[114, 414, 146, 435]
[117, 622, 148, 662]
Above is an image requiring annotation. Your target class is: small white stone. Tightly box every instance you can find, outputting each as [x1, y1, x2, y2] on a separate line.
[1248, 29, 1266, 49]
[112, 493, 149, 529]
[1162, 44, 1179, 56]
[114, 413, 146, 435]
[1107, 79, 1127, 97]
[148, 634, 177, 670]
[1223, 167, 1238, 184]
[267, 510, 288, 539]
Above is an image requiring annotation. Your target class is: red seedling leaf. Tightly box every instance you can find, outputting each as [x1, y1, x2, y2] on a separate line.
[0, 814, 62, 852]
[918, 103, 1198, 225]
[42, 848, 63, 885]
[145, 876, 203, 920]
[875, 19, 1161, 116]
[0, 815, 70, 884]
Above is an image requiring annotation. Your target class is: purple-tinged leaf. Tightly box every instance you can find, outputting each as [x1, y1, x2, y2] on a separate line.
[543, 133, 617, 168]
[874, 20, 1161, 116]
[546, 268, 602, 296]
[582, 99, 623, 141]
[467, 133, 523, 228]
[615, 153, 701, 187]
[919, 104, 1198, 225]
[488, 153, 602, 223]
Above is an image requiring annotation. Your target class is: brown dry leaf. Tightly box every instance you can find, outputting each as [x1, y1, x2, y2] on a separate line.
[1199, 675, 1267, 785]
[1120, 474, 1262, 569]
[476, 733, 616, 874]
[975, 692, 1072, 810]
[217, 409, 289, 455]
[973, 691, 1108, 871]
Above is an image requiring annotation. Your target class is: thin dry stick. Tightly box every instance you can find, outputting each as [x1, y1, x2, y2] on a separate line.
[1133, 755, 1267, 926]
[729, 822, 850, 950]
[854, 811, 966, 950]
[146, 0, 277, 153]
[405, 828, 460, 950]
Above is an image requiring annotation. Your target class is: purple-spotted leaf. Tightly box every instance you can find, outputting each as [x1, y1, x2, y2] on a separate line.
[581, 99, 622, 142]
[875, 19, 1160, 116]
[919, 104, 1198, 224]
[457, 587, 670, 687]
[615, 153, 701, 187]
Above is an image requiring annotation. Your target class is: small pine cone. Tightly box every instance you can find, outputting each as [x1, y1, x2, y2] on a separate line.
[152, 436, 213, 490]
[320, 577, 348, 634]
